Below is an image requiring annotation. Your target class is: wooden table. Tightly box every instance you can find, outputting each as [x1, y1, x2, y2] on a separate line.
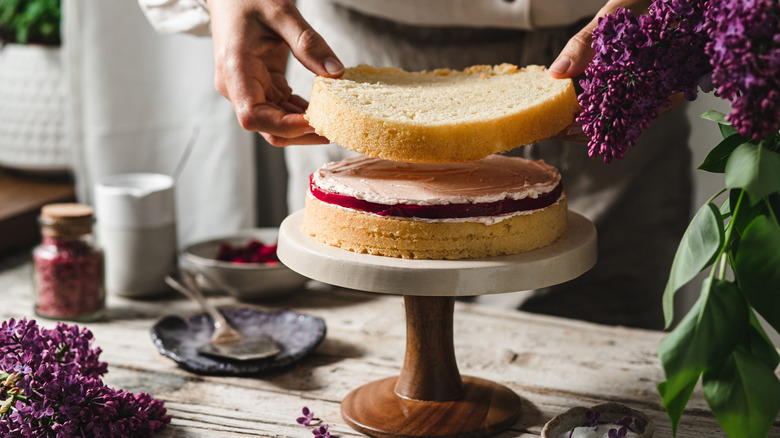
[0, 252, 777, 437]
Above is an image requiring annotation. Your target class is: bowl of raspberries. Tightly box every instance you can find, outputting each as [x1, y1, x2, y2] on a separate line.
[182, 228, 309, 300]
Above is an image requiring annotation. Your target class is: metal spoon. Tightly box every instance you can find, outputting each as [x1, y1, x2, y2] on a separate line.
[164, 270, 281, 361]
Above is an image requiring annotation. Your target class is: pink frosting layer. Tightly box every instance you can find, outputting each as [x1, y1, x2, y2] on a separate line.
[309, 155, 563, 219]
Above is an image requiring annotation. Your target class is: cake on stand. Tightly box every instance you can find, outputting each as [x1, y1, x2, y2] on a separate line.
[278, 210, 597, 438]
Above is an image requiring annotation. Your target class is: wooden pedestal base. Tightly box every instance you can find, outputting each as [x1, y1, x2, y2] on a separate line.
[340, 296, 522, 438]
[341, 375, 522, 438]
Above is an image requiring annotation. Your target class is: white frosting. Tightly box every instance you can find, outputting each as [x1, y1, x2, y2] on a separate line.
[311, 154, 561, 206]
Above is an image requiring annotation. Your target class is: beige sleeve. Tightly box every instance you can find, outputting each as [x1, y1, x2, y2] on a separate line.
[137, 0, 211, 36]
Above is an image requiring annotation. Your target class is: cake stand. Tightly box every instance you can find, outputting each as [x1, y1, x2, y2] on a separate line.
[277, 210, 597, 438]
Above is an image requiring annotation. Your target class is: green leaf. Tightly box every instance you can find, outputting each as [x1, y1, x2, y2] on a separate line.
[719, 123, 738, 140]
[733, 215, 780, 333]
[701, 110, 728, 123]
[702, 348, 780, 438]
[698, 110, 738, 138]
[658, 379, 697, 437]
[769, 193, 780, 222]
[719, 197, 732, 219]
[699, 133, 750, 174]
[767, 131, 780, 154]
[744, 311, 780, 370]
[725, 144, 780, 205]
[662, 202, 724, 327]
[658, 279, 749, 415]
[729, 189, 743, 222]
[732, 193, 770, 237]
[0, 0, 61, 45]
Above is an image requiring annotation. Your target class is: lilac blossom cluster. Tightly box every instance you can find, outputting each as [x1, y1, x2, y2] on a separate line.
[704, 0, 780, 140]
[578, 0, 780, 161]
[0, 318, 170, 437]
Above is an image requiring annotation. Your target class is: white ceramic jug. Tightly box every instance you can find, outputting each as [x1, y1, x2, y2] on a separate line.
[94, 173, 177, 298]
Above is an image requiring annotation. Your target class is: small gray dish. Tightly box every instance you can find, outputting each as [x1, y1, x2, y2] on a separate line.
[150, 307, 326, 375]
[542, 403, 654, 438]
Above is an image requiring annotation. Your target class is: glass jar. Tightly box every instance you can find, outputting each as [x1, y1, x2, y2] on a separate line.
[32, 203, 105, 321]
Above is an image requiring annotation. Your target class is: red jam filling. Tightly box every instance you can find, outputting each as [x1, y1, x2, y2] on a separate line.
[309, 175, 563, 219]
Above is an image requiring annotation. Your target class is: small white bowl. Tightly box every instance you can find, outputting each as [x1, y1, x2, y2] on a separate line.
[182, 228, 309, 300]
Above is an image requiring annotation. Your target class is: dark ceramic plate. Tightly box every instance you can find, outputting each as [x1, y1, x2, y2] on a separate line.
[150, 308, 326, 375]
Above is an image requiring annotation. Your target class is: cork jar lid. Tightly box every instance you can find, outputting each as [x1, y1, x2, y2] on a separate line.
[40, 203, 94, 237]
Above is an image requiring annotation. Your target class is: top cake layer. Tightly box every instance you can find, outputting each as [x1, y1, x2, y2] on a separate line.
[305, 64, 579, 163]
[311, 154, 561, 206]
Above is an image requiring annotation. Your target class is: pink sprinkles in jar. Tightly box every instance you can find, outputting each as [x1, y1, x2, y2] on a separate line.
[33, 203, 105, 321]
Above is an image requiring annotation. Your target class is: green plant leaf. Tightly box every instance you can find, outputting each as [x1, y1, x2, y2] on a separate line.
[701, 110, 727, 123]
[658, 278, 749, 422]
[719, 197, 732, 219]
[769, 193, 780, 222]
[733, 215, 780, 333]
[662, 202, 724, 327]
[699, 133, 750, 174]
[702, 348, 780, 438]
[719, 201, 732, 220]
[731, 192, 770, 237]
[698, 110, 738, 138]
[0, 0, 61, 45]
[657, 379, 697, 437]
[725, 144, 780, 205]
[767, 131, 780, 154]
[744, 311, 780, 370]
[719, 123, 738, 140]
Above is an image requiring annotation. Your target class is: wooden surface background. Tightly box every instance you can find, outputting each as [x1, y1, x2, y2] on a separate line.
[0, 253, 778, 437]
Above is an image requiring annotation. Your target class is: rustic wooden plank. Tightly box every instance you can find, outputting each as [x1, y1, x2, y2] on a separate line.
[0, 252, 778, 437]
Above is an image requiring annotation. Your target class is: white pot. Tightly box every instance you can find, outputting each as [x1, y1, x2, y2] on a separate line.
[0, 43, 70, 175]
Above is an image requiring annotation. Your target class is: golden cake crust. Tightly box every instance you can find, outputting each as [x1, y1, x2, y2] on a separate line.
[305, 64, 579, 163]
[303, 193, 568, 260]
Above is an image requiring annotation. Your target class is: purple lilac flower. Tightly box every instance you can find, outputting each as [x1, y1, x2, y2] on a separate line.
[0, 318, 171, 436]
[312, 424, 331, 438]
[297, 406, 319, 426]
[584, 410, 601, 429]
[705, 0, 780, 140]
[609, 426, 629, 438]
[578, 0, 712, 162]
[579, 0, 780, 161]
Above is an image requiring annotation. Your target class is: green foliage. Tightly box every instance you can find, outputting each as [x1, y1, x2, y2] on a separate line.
[659, 279, 750, 434]
[703, 348, 780, 438]
[660, 114, 780, 437]
[734, 216, 780, 334]
[661, 202, 724, 327]
[699, 133, 750, 174]
[0, 0, 61, 45]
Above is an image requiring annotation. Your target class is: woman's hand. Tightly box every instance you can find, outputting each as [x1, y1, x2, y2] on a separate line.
[549, 0, 652, 143]
[207, 0, 344, 146]
[549, 0, 651, 79]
